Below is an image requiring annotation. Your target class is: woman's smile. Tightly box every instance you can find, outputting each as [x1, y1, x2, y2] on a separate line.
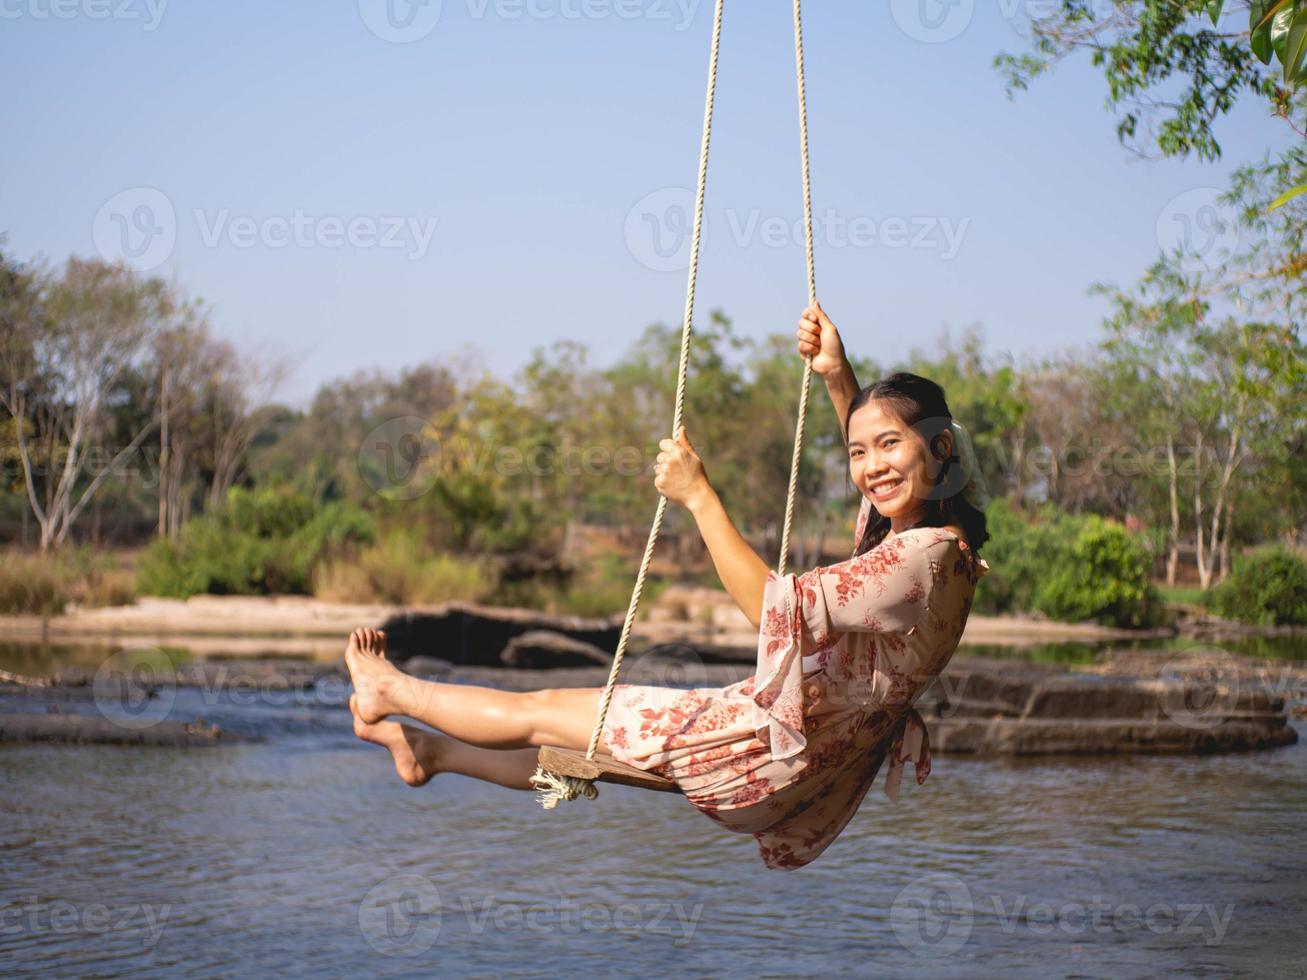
[868, 476, 904, 500]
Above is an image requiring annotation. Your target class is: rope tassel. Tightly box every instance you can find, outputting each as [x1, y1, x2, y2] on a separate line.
[530, 766, 598, 809]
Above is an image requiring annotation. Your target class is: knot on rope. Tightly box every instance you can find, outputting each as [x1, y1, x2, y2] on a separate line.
[530, 766, 599, 809]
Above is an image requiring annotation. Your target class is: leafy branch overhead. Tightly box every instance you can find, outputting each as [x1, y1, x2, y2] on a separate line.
[995, 0, 1306, 162]
[1242, 0, 1307, 85]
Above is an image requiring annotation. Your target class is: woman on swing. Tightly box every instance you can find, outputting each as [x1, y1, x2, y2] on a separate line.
[345, 300, 990, 870]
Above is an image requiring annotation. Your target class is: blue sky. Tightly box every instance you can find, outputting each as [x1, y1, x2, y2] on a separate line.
[1, 0, 1293, 407]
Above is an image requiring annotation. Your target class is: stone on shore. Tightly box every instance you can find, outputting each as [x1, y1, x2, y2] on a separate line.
[500, 630, 614, 668]
[401, 656, 455, 677]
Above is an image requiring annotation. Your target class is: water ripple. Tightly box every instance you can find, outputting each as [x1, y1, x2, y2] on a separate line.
[1, 699, 1303, 977]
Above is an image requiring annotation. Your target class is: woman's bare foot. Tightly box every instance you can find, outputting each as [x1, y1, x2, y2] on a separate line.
[344, 627, 406, 724]
[350, 694, 443, 787]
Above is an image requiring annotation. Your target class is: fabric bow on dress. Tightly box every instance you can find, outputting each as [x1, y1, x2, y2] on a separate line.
[882, 706, 932, 804]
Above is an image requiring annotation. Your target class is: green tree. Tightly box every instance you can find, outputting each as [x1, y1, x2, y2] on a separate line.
[995, 0, 1303, 161]
[1098, 261, 1304, 586]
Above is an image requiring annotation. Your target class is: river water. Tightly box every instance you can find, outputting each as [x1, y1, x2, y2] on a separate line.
[1, 640, 1305, 978]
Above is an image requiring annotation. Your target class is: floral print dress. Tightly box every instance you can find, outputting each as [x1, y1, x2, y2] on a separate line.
[601, 495, 990, 870]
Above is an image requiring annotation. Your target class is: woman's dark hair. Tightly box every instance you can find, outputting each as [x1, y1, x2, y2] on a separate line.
[847, 372, 989, 557]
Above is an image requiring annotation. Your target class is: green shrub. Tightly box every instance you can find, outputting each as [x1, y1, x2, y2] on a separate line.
[974, 499, 1161, 628]
[969, 498, 1038, 613]
[1156, 584, 1209, 607]
[550, 553, 672, 618]
[492, 576, 557, 612]
[137, 486, 375, 598]
[555, 577, 633, 618]
[1035, 514, 1158, 627]
[478, 553, 670, 618]
[1209, 546, 1307, 626]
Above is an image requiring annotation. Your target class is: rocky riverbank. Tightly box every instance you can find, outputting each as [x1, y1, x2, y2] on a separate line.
[1, 645, 1299, 755]
[1, 589, 1301, 754]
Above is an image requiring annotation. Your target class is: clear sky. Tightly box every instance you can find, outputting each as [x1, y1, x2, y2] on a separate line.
[1, 0, 1293, 407]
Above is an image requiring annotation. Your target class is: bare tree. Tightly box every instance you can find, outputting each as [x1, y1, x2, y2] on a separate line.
[1186, 319, 1288, 589]
[155, 316, 210, 540]
[204, 338, 286, 511]
[0, 256, 167, 550]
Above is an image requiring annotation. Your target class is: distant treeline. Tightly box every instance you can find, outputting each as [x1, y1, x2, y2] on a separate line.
[1, 232, 1304, 598]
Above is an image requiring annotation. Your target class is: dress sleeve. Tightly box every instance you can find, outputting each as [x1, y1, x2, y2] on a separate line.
[749, 531, 940, 762]
[796, 532, 936, 642]
[751, 570, 811, 761]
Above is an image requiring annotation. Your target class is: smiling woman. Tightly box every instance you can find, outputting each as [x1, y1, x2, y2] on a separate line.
[343, 299, 994, 870]
[841, 371, 991, 559]
[338, 0, 997, 868]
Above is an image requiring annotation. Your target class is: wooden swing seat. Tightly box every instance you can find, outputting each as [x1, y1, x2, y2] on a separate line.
[537, 745, 680, 794]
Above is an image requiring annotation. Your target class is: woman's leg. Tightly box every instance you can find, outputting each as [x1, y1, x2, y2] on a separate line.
[349, 695, 542, 790]
[344, 627, 611, 754]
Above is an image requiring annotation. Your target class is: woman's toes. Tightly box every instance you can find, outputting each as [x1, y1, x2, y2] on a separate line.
[343, 627, 403, 724]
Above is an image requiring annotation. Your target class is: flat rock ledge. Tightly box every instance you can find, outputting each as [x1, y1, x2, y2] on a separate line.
[0, 713, 239, 747]
[917, 652, 1300, 755]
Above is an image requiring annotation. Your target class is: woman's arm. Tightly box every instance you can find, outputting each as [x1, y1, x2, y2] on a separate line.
[822, 361, 861, 445]
[797, 300, 860, 443]
[655, 428, 770, 631]
[685, 484, 771, 631]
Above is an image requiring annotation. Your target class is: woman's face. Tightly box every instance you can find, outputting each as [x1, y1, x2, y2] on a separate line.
[846, 400, 949, 519]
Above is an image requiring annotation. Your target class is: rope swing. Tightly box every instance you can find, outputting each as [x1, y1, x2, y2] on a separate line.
[530, 0, 819, 808]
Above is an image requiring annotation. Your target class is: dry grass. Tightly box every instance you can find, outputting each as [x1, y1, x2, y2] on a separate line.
[313, 534, 494, 605]
[0, 548, 139, 614]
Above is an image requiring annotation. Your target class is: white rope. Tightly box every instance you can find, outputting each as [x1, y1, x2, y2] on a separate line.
[532, 0, 727, 809]
[778, 0, 816, 578]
